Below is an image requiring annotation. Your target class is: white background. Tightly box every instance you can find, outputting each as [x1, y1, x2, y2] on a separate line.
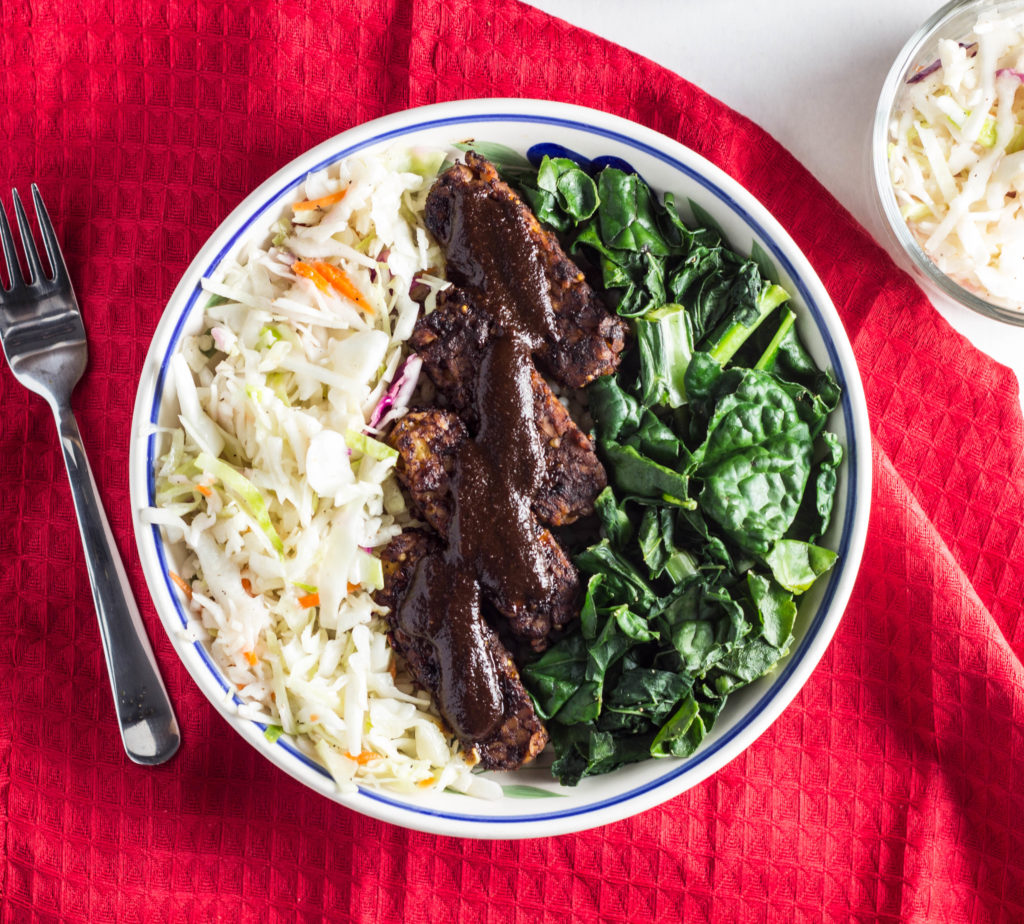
[525, 0, 1024, 411]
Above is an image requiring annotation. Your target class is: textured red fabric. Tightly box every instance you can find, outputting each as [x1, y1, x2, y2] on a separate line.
[2, 0, 1023, 921]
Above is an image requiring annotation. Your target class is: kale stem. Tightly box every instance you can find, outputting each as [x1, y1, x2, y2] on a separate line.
[707, 284, 790, 366]
[753, 307, 797, 371]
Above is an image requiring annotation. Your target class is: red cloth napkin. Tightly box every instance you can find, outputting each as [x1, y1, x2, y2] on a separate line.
[2, 0, 1023, 920]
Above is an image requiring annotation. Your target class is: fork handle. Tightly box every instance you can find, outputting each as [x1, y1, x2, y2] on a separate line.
[54, 403, 181, 765]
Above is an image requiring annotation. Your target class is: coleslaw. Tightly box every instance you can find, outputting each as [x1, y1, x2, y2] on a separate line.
[888, 7, 1024, 307]
[144, 147, 499, 798]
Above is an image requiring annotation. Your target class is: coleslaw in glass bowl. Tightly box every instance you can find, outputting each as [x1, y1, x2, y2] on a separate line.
[873, 0, 1024, 324]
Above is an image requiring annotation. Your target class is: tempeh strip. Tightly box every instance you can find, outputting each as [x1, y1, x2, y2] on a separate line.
[423, 152, 628, 387]
[388, 409, 580, 643]
[374, 531, 548, 771]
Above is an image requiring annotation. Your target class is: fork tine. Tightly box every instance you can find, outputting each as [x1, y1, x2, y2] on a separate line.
[0, 198, 19, 290]
[11, 189, 47, 284]
[31, 185, 68, 285]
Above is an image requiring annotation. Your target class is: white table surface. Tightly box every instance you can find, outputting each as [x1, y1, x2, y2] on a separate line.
[526, 0, 1024, 413]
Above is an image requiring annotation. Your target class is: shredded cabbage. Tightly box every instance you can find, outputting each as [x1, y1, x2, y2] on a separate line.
[146, 146, 493, 797]
[888, 9, 1024, 307]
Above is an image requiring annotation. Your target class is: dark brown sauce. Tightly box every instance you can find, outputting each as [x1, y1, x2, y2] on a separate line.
[397, 557, 503, 740]
[395, 179, 557, 742]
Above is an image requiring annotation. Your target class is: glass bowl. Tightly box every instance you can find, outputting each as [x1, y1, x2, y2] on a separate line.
[872, 0, 1024, 325]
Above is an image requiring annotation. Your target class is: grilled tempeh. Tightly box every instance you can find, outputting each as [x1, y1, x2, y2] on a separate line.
[423, 152, 628, 388]
[374, 531, 549, 771]
[387, 409, 580, 643]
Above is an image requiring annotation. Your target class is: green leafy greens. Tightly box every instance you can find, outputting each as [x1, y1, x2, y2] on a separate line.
[503, 155, 845, 786]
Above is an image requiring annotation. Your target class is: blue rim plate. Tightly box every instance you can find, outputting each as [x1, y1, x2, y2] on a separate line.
[128, 99, 871, 839]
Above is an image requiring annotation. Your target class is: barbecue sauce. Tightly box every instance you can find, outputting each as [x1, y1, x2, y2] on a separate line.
[395, 180, 558, 742]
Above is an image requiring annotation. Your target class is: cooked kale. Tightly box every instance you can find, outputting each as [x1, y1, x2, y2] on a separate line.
[501, 155, 845, 786]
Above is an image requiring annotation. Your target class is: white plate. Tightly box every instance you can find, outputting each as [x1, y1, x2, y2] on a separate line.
[129, 98, 871, 839]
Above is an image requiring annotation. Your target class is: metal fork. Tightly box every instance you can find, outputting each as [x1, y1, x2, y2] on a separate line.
[0, 186, 180, 765]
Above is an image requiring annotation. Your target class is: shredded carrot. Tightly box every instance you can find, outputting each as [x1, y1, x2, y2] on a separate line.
[346, 582, 359, 594]
[241, 577, 254, 596]
[169, 572, 192, 601]
[345, 750, 379, 765]
[298, 592, 320, 609]
[195, 483, 212, 497]
[292, 189, 347, 212]
[311, 260, 374, 314]
[292, 260, 331, 293]
[309, 714, 319, 722]
[243, 650, 258, 667]
[417, 776, 436, 788]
